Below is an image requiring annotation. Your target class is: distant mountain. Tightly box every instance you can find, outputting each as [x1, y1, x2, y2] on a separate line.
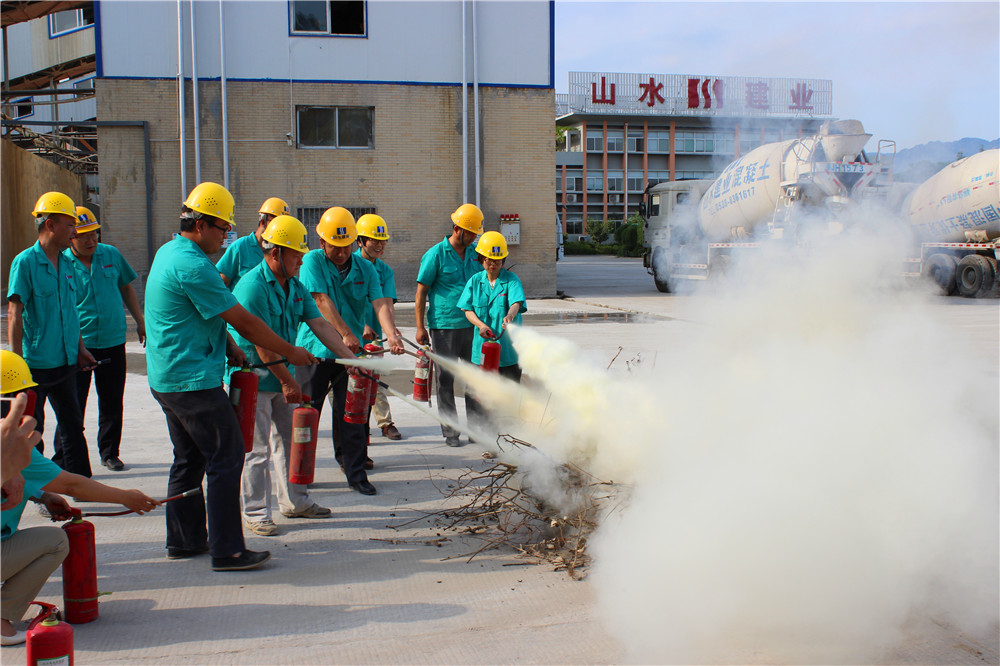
[892, 138, 999, 183]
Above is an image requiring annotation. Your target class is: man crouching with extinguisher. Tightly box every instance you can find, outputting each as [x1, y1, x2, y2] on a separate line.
[1, 352, 158, 646]
[226, 216, 356, 537]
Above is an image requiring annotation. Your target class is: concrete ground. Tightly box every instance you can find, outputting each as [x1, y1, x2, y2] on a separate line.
[5, 256, 998, 664]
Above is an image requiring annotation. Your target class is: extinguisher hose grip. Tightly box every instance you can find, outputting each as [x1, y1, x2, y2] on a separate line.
[245, 358, 289, 370]
[74, 487, 203, 518]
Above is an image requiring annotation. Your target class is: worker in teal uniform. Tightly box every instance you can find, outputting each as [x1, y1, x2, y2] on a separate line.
[218, 197, 290, 289]
[61, 206, 145, 472]
[354, 214, 404, 441]
[458, 231, 526, 383]
[7, 191, 97, 477]
[226, 215, 355, 537]
[295, 207, 403, 496]
[414, 203, 484, 446]
[145, 182, 315, 572]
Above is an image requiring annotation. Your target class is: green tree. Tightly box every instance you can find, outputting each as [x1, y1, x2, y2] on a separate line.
[585, 217, 610, 244]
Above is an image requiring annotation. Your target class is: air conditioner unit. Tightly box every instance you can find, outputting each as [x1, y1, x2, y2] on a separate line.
[566, 193, 578, 203]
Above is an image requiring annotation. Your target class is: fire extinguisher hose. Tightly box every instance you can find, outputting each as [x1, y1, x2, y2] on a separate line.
[54, 487, 203, 520]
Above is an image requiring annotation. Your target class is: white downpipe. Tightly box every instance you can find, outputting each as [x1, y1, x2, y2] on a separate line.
[472, 0, 480, 207]
[189, 0, 201, 184]
[219, 0, 229, 188]
[461, 1, 468, 203]
[177, 0, 186, 198]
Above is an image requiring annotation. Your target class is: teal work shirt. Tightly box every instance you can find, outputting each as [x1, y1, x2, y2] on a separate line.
[217, 234, 264, 290]
[296, 251, 383, 358]
[64, 243, 138, 349]
[355, 249, 397, 339]
[1, 449, 61, 541]
[6, 241, 80, 369]
[416, 236, 483, 330]
[145, 236, 239, 393]
[226, 261, 321, 393]
[457, 269, 526, 367]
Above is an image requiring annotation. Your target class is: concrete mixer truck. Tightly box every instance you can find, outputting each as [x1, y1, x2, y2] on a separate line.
[902, 149, 1000, 298]
[641, 119, 896, 292]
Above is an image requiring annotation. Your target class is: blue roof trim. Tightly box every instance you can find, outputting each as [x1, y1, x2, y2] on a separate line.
[94, 1, 103, 78]
[549, 0, 555, 89]
[99, 75, 552, 89]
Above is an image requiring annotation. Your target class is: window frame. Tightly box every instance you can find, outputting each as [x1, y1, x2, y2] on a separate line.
[48, 7, 94, 39]
[295, 105, 374, 150]
[11, 97, 33, 120]
[289, 1, 368, 38]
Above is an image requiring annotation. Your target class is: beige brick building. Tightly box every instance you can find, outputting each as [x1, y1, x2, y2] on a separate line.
[95, 1, 556, 299]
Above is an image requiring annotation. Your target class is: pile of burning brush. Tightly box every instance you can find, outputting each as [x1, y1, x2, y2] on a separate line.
[430, 435, 622, 580]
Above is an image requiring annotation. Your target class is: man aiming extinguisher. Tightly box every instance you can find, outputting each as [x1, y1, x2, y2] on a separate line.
[226, 215, 355, 537]
[0, 351, 158, 647]
[145, 182, 317, 572]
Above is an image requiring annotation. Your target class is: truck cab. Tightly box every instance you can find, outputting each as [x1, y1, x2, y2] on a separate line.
[640, 180, 713, 292]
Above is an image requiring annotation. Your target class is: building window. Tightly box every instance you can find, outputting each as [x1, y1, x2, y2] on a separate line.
[585, 130, 603, 153]
[297, 205, 376, 246]
[627, 175, 645, 193]
[587, 171, 604, 192]
[606, 130, 624, 153]
[49, 6, 94, 37]
[674, 130, 734, 155]
[296, 106, 374, 148]
[291, 1, 366, 36]
[565, 216, 584, 235]
[11, 98, 33, 120]
[627, 129, 644, 153]
[607, 171, 624, 192]
[647, 170, 670, 186]
[647, 130, 671, 153]
[565, 170, 583, 193]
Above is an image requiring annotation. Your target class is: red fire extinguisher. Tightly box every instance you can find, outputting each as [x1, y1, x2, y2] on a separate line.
[62, 510, 98, 625]
[27, 612, 73, 666]
[289, 399, 318, 485]
[22, 388, 37, 420]
[344, 368, 370, 424]
[413, 349, 433, 403]
[481, 341, 501, 373]
[229, 368, 259, 453]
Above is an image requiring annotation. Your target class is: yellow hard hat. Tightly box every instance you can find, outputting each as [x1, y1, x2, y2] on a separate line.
[262, 215, 309, 253]
[32, 192, 78, 221]
[451, 203, 484, 235]
[476, 231, 509, 260]
[259, 197, 290, 218]
[183, 182, 235, 225]
[0, 350, 38, 395]
[74, 206, 101, 234]
[316, 207, 357, 247]
[356, 214, 390, 241]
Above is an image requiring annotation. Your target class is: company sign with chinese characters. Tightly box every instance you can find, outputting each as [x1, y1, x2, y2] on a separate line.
[563, 72, 833, 118]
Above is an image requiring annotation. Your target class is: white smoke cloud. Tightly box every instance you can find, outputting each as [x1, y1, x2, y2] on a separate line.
[452, 219, 998, 663]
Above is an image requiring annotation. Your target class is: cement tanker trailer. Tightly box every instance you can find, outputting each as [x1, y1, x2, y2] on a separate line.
[903, 149, 1000, 298]
[641, 119, 895, 292]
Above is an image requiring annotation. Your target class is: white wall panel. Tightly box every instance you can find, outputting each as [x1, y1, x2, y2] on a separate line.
[99, 0, 551, 87]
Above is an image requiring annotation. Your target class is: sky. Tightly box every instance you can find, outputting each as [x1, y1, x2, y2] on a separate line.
[554, 1, 1000, 150]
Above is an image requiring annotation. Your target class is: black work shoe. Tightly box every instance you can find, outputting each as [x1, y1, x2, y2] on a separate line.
[364, 458, 374, 470]
[445, 436, 463, 447]
[167, 546, 209, 560]
[102, 457, 125, 471]
[349, 480, 377, 496]
[211, 549, 271, 571]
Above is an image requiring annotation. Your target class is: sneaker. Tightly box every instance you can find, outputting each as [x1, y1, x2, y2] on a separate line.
[281, 503, 332, 519]
[167, 546, 209, 560]
[211, 549, 271, 572]
[102, 457, 125, 472]
[381, 424, 402, 440]
[445, 436, 463, 447]
[243, 518, 279, 536]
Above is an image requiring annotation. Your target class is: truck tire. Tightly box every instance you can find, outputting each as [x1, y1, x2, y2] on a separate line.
[709, 254, 732, 280]
[651, 247, 671, 293]
[923, 253, 957, 296]
[956, 254, 995, 298]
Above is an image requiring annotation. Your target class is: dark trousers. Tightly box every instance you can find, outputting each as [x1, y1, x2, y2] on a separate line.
[30, 365, 92, 478]
[55, 344, 126, 463]
[498, 364, 523, 383]
[429, 327, 483, 439]
[297, 361, 369, 485]
[151, 387, 245, 558]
